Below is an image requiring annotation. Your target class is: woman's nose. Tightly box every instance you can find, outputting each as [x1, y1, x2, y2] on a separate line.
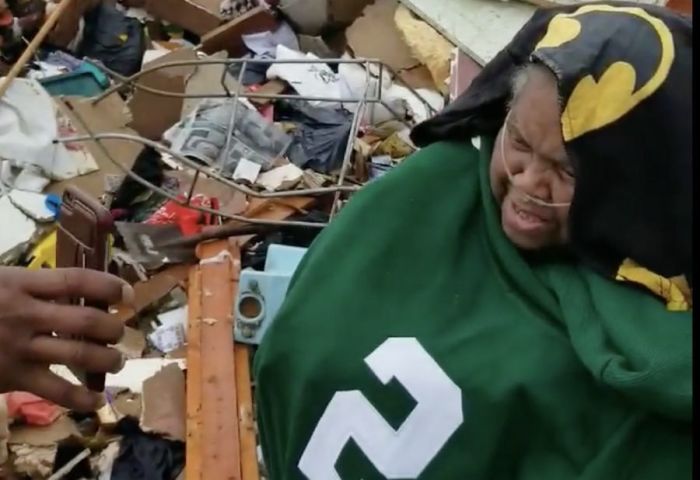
[511, 160, 551, 201]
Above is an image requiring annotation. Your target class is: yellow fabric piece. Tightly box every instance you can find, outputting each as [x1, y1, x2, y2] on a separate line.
[535, 5, 675, 141]
[615, 259, 692, 312]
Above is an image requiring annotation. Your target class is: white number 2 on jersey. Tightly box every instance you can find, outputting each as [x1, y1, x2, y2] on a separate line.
[298, 337, 463, 479]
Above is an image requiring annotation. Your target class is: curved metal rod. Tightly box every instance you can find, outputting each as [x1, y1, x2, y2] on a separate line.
[88, 60, 421, 132]
[119, 166, 327, 228]
[91, 57, 385, 104]
[56, 137, 328, 228]
[330, 59, 371, 218]
[57, 133, 361, 198]
[87, 57, 438, 116]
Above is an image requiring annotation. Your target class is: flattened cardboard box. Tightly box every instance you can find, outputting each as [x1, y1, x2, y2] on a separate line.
[282, 0, 374, 35]
[127, 48, 198, 141]
[145, 0, 221, 36]
[48, 95, 142, 200]
[145, 0, 274, 38]
[200, 6, 277, 56]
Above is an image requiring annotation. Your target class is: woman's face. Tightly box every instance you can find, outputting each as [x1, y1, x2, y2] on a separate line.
[489, 68, 575, 250]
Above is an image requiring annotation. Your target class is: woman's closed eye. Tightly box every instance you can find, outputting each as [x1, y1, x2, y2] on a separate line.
[558, 163, 575, 180]
[510, 131, 530, 151]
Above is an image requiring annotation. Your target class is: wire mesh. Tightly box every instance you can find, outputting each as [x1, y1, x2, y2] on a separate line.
[54, 56, 436, 228]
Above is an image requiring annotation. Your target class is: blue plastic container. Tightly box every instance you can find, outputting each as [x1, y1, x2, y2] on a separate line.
[39, 62, 110, 97]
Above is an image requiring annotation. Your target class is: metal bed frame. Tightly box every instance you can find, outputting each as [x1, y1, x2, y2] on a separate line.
[56, 56, 437, 228]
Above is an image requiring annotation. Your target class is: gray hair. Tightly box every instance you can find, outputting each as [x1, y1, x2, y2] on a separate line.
[509, 63, 561, 109]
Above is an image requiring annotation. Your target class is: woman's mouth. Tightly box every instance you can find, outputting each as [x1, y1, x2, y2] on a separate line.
[502, 198, 552, 236]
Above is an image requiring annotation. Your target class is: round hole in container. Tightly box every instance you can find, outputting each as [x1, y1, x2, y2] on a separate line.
[239, 294, 263, 320]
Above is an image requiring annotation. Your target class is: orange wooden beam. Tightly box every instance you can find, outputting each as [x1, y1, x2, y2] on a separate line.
[235, 345, 259, 480]
[186, 196, 315, 480]
[187, 239, 242, 480]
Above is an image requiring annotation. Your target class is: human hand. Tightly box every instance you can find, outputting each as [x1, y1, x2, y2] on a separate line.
[0, 267, 135, 412]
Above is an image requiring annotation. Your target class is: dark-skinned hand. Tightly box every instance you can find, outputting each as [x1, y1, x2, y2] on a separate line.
[0, 267, 135, 412]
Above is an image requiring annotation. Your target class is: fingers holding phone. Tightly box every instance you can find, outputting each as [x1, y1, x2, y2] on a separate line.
[0, 267, 134, 412]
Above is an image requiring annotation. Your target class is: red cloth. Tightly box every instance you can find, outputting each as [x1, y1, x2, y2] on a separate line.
[6, 392, 60, 426]
[145, 194, 218, 236]
[0, 11, 13, 28]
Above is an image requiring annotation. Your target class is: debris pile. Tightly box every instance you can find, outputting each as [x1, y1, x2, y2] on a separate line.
[0, 0, 681, 478]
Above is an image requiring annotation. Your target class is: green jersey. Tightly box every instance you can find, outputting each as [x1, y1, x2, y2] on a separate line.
[254, 139, 691, 480]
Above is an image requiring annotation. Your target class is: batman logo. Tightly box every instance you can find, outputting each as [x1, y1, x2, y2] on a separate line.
[531, 5, 674, 142]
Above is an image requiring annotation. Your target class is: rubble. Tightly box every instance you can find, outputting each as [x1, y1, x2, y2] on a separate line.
[0, 0, 458, 472]
[2, 0, 679, 478]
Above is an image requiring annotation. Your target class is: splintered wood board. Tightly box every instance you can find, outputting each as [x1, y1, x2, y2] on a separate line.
[187, 240, 242, 480]
[185, 197, 314, 480]
[234, 345, 259, 480]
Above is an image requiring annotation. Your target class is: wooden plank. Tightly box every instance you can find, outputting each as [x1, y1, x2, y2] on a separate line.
[145, 0, 221, 36]
[185, 266, 204, 480]
[186, 197, 314, 480]
[188, 240, 242, 480]
[200, 6, 277, 57]
[234, 345, 259, 480]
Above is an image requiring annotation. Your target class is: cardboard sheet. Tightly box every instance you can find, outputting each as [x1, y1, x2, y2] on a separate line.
[51, 359, 186, 394]
[140, 364, 186, 442]
[181, 51, 241, 119]
[9, 415, 80, 446]
[200, 6, 277, 57]
[346, 0, 419, 72]
[128, 48, 198, 141]
[110, 263, 191, 325]
[145, 0, 221, 36]
[48, 95, 143, 200]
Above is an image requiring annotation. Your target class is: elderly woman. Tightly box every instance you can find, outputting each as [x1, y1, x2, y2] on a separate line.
[254, 3, 691, 479]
